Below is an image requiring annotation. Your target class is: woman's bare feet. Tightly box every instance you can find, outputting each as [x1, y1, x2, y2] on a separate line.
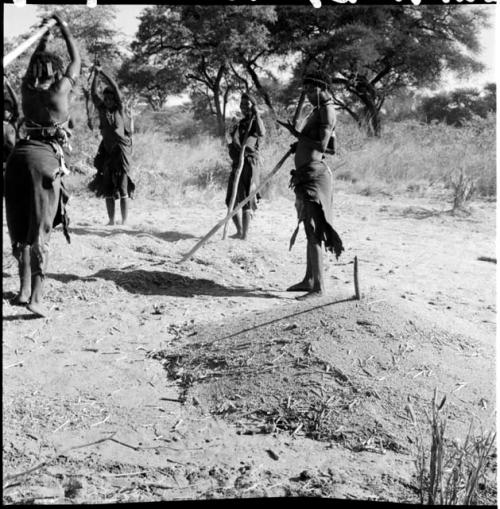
[296, 290, 324, 301]
[286, 280, 314, 292]
[27, 301, 49, 318]
[11, 292, 30, 306]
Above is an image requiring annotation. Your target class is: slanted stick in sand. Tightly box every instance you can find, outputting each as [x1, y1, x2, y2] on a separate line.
[180, 92, 306, 263]
[179, 148, 293, 263]
[222, 115, 255, 240]
[3, 19, 57, 67]
[5, 360, 24, 369]
[291, 90, 307, 129]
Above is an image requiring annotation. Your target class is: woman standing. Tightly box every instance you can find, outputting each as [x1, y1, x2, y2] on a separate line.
[225, 93, 266, 240]
[90, 65, 135, 226]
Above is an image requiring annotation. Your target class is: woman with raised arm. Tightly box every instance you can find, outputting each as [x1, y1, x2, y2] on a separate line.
[3, 77, 20, 171]
[4, 13, 81, 317]
[90, 65, 135, 226]
[279, 70, 344, 300]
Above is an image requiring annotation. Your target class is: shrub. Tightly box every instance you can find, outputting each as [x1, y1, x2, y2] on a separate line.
[418, 85, 496, 127]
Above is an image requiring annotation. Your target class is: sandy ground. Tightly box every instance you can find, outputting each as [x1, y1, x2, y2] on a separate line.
[2, 189, 496, 503]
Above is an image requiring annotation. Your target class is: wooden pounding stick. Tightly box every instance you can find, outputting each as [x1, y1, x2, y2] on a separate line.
[179, 148, 293, 263]
[222, 115, 255, 239]
[179, 91, 306, 263]
[3, 19, 57, 67]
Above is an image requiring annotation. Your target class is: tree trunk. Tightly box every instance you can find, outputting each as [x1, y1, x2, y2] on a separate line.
[147, 97, 162, 111]
[353, 76, 382, 137]
[213, 65, 228, 138]
[212, 89, 226, 137]
[332, 75, 382, 136]
[244, 60, 276, 114]
[360, 103, 381, 137]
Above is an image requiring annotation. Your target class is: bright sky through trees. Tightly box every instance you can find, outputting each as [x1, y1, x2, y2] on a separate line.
[3, 3, 497, 88]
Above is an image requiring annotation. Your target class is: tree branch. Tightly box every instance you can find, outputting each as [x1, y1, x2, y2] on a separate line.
[333, 97, 360, 123]
[370, 64, 392, 86]
[229, 62, 249, 91]
[186, 73, 211, 88]
[243, 59, 275, 113]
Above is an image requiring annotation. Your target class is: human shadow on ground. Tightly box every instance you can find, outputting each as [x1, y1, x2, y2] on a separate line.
[46, 273, 86, 284]
[48, 268, 282, 299]
[3, 313, 42, 321]
[3, 291, 18, 301]
[69, 226, 196, 243]
[154, 231, 198, 242]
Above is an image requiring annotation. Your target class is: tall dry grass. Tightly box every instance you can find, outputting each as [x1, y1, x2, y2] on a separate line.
[334, 114, 496, 203]
[64, 99, 496, 208]
[415, 389, 497, 505]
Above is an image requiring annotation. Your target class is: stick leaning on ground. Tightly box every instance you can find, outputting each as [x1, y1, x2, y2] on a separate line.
[179, 148, 294, 263]
[291, 91, 306, 129]
[179, 91, 306, 263]
[3, 19, 57, 67]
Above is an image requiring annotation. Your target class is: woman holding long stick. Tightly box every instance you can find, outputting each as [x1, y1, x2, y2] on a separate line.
[279, 70, 344, 300]
[89, 64, 135, 226]
[225, 93, 265, 240]
[4, 13, 80, 317]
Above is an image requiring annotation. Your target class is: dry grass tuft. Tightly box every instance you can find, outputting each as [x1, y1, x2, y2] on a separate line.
[415, 389, 496, 505]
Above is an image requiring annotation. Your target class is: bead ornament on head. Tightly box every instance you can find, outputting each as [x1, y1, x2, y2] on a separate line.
[303, 70, 332, 108]
[303, 70, 331, 90]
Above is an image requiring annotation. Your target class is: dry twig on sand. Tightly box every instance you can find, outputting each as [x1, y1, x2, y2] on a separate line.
[2, 431, 185, 488]
[477, 256, 496, 264]
[3, 432, 119, 485]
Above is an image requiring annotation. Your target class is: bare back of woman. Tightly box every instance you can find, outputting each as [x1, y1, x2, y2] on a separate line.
[4, 13, 80, 318]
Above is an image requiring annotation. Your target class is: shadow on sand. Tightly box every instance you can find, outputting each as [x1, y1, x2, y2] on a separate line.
[3, 291, 18, 301]
[47, 268, 282, 300]
[215, 296, 357, 342]
[3, 313, 43, 321]
[69, 226, 196, 243]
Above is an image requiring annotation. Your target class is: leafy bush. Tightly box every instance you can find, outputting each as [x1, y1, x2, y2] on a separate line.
[418, 84, 496, 127]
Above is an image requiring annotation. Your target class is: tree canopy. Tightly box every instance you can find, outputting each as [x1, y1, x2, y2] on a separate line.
[419, 83, 496, 126]
[125, 5, 277, 134]
[270, 5, 489, 135]
[4, 5, 124, 93]
[35, 5, 124, 71]
[4, 5, 493, 137]
[126, 5, 490, 136]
